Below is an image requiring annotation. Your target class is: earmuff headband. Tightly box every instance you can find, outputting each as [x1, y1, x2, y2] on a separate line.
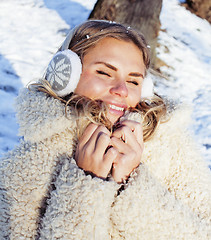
[45, 22, 154, 99]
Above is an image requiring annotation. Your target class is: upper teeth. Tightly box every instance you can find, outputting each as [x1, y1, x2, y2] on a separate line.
[109, 104, 124, 111]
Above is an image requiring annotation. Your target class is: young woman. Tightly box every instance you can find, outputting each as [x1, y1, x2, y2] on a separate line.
[0, 20, 211, 239]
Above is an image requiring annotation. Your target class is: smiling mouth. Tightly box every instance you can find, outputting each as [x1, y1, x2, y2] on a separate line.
[109, 104, 125, 111]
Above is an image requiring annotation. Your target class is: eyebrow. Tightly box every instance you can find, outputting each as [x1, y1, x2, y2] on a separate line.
[95, 61, 144, 78]
[129, 72, 144, 78]
[95, 61, 117, 71]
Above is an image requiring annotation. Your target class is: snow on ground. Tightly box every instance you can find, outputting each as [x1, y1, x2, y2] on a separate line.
[157, 0, 211, 165]
[0, 0, 210, 166]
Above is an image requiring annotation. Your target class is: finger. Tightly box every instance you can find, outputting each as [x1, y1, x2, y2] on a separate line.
[111, 136, 131, 154]
[111, 137, 142, 175]
[120, 120, 143, 145]
[79, 123, 99, 146]
[84, 125, 111, 156]
[81, 124, 110, 148]
[103, 147, 118, 165]
[112, 125, 140, 149]
[94, 131, 111, 156]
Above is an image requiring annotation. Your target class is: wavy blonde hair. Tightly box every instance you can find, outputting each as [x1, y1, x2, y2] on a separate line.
[30, 20, 167, 141]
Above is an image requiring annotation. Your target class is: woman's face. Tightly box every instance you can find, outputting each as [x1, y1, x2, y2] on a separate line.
[74, 37, 146, 124]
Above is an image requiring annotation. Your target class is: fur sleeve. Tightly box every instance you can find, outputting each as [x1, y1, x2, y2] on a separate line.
[38, 157, 118, 240]
[165, 126, 211, 223]
[143, 107, 211, 224]
[0, 140, 66, 239]
[111, 164, 211, 239]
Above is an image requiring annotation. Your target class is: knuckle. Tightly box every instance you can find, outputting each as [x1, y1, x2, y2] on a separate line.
[133, 122, 141, 129]
[100, 131, 109, 139]
[120, 120, 129, 125]
[98, 132, 110, 143]
[88, 123, 98, 131]
[128, 149, 136, 159]
[107, 147, 118, 157]
[98, 125, 109, 133]
[121, 125, 130, 132]
[83, 144, 93, 156]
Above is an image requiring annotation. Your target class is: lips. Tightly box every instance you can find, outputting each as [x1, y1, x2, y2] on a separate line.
[109, 104, 125, 111]
[108, 103, 127, 117]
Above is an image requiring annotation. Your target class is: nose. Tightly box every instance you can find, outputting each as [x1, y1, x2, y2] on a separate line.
[109, 80, 128, 98]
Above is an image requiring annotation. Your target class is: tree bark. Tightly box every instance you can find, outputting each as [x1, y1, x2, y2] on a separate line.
[89, 0, 163, 68]
[181, 0, 211, 24]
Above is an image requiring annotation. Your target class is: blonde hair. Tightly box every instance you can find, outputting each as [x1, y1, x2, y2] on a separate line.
[30, 20, 167, 141]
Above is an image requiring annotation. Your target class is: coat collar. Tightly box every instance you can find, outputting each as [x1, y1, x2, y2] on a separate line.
[15, 88, 77, 143]
[15, 88, 191, 145]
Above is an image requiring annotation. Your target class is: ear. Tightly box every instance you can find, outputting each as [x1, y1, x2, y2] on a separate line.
[45, 50, 82, 97]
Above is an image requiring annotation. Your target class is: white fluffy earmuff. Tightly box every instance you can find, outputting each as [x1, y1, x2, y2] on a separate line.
[141, 75, 154, 99]
[45, 49, 82, 97]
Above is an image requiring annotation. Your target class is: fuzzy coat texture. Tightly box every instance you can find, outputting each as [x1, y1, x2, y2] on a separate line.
[0, 88, 211, 240]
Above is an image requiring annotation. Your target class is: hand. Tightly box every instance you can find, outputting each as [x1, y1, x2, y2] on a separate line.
[111, 120, 144, 183]
[75, 123, 118, 179]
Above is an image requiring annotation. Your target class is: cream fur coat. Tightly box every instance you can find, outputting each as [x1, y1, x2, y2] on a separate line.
[0, 88, 211, 239]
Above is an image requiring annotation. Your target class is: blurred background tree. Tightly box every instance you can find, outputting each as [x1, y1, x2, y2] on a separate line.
[181, 0, 211, 24]
[89, 0, 163, 70]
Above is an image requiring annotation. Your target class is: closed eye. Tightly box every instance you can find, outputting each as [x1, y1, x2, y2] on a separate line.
[127, 80, 139, 86]
[96, 70, 111, 77]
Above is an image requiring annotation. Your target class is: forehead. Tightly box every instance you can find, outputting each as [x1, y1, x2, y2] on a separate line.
[85, 37, 143, 59]
[83, 37, 146, 74]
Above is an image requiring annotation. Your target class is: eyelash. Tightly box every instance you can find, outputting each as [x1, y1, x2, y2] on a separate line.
[97, 70, 139, 86]
[128, 80, 139, 86]
[96, 70, 111, 77]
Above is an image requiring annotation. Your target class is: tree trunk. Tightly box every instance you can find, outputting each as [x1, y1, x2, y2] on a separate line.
[89, 0, 163, 68]
[181, 0, 211, 24]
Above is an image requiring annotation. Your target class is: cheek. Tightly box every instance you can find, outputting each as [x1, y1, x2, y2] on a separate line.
[75, 71, 107, 99]
[128, 89, 142, 107]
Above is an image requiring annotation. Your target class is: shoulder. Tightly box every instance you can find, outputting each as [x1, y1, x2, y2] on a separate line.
[127, 103, 208, 179]
[15, 88, 77, 143]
